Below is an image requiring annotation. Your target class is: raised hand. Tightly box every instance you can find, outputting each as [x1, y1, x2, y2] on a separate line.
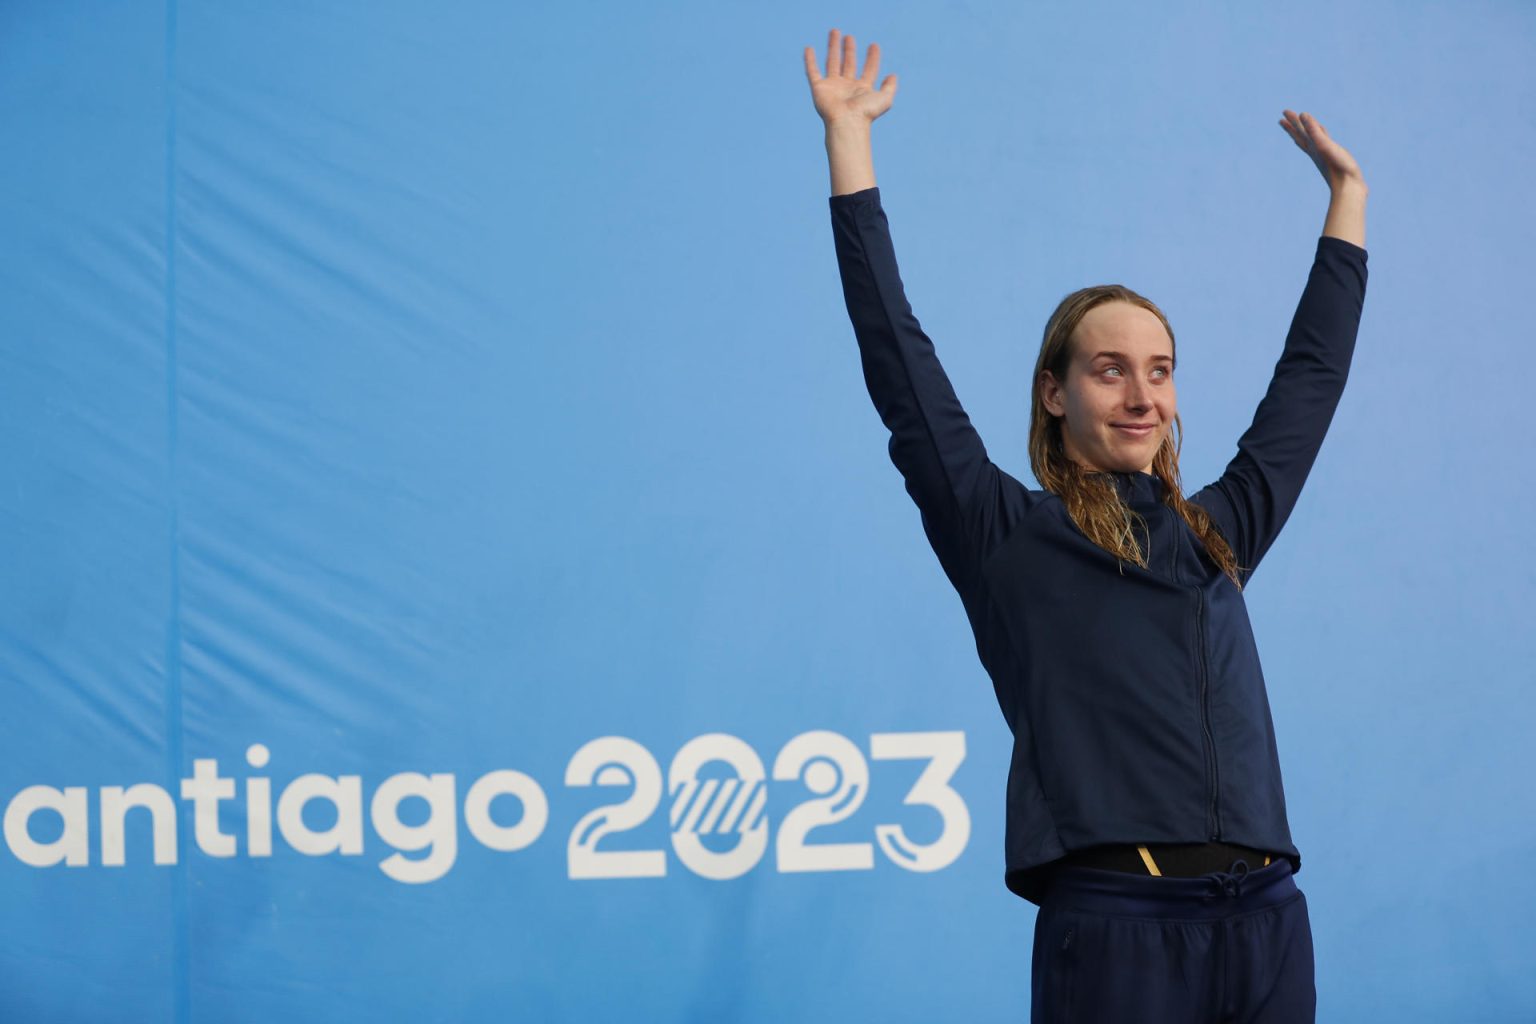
[804, 28, 897, 127]
[1278, 110, 1366, 193]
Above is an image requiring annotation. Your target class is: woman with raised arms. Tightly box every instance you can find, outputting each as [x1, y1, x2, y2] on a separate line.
[805, 27, 1367, 1023]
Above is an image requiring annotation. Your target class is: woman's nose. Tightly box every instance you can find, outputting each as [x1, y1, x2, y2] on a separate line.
[1125, 377, 1151, 411]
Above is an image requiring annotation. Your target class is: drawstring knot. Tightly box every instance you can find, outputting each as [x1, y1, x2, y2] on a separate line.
[1202, 858, 1251, 901]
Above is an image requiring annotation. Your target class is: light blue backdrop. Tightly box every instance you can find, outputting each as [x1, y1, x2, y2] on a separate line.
[2, 2, 1532, 1021]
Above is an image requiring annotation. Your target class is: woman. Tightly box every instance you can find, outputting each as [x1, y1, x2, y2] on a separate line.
[804, 27, 1368, 1023]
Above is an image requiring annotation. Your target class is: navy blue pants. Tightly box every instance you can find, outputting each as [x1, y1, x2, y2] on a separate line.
[1031, 857, 1315, 1023]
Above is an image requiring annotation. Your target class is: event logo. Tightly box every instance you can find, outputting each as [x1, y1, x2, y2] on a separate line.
[3, 730, 969, 884]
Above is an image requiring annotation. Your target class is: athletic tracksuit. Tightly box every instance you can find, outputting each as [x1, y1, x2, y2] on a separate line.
[829, 186, 1367, 1022]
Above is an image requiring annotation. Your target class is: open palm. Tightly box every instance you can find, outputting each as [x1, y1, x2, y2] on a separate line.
[804, 28, 897, 125]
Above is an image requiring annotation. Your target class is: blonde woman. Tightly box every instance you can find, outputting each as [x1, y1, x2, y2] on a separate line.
[806, 27, 1367, 1023]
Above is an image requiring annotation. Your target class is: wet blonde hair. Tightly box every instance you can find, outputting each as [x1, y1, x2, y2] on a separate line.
[1027, 285, 1245, 589]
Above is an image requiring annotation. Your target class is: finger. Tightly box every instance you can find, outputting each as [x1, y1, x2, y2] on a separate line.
[881, 73, 898, 97]
[863, 42, 881, 86]
[827, 28, 841, 77]
[1277, 116, 1306, 152]
[804, 46, 821, 85]
[843, 32, 856, 76]
[1304, 113, 1338, 152]
[1300, 111, 1325, 147]
[1284, 110, 1315, 153]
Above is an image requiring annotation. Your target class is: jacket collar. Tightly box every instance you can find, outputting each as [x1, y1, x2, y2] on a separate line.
[1092, 469, 1165, 504]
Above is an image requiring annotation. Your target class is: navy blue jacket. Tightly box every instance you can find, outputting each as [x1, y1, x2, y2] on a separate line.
[829, 186, 1368, 905]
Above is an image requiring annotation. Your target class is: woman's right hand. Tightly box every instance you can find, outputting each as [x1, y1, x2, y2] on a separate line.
[804, 28, 897, 127]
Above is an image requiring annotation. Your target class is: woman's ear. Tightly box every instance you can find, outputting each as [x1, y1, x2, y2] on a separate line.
[1039, 370, 1065, 418]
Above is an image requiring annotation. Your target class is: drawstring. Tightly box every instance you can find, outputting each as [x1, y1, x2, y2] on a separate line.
[1202, 858, 1251, 901]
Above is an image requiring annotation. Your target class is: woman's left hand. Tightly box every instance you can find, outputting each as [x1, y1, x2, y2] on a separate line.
[1279, 110, 1366, 193]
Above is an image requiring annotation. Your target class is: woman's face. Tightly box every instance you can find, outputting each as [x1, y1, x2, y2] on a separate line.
[1040, 301, 1177, 475]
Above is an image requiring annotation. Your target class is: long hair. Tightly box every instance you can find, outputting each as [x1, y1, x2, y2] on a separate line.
[1027, 285, 1245, 589]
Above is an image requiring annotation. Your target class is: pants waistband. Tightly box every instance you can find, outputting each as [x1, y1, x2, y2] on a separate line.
[1043, 856, 1296, 920]
[1058, 840, 1278, 878]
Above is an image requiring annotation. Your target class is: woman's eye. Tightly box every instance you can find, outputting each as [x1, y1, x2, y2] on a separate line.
[1101, 365, 1172, 381]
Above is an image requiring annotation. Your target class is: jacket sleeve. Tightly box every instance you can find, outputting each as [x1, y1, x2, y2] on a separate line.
[829, 186, 1013, 589]
[1191, 235, 1369, 583]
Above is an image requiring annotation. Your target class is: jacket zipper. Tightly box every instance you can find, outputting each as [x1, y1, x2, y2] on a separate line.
[1193, 586, 1221, 840]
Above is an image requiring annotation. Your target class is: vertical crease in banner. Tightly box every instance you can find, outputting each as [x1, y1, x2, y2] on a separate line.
[163, 1, 189, 1022]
